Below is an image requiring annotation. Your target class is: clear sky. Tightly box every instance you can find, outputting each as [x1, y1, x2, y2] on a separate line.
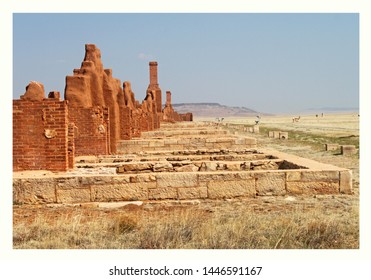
[13, 13, 359, 114]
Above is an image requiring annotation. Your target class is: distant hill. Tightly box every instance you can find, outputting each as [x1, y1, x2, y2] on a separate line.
[172, 103, 261, 117]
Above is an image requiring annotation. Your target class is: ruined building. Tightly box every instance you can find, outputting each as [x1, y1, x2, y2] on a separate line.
[13, 44, 193, 172]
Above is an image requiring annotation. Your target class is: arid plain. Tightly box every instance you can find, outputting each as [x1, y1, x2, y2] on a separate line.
[13, 112, 359, 249]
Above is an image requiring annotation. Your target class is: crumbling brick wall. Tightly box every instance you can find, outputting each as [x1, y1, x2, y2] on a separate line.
[13, 99, 70, 171]
[68, 106, 110, 156]
[180, 112, 193, 121]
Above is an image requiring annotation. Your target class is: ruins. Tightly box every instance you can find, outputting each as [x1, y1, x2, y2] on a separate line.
[13, 44, 192, 172]
[13, 44, 352, 205]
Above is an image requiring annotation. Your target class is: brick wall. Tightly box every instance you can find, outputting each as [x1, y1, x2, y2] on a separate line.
[13, 99, 70, 172]
[119, 107, 132, 140]
[68, 106, 110, 156]
[180, 113, 193, 121]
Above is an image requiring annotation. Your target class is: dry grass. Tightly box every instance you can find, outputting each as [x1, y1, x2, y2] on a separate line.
[13, 200, 359, 249]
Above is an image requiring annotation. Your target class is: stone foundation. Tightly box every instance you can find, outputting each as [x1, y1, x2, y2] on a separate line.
[13, 146, 352, 205]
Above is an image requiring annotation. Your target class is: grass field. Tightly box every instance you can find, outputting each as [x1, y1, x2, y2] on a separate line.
[13, 113, 360, 249]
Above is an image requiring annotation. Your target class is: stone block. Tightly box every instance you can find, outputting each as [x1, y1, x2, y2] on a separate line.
[199, 173, 238, 182]
[164, 139, 178, 145]
[253, 125, 259, 133]
[208, 179, 255, 199]
[153, 161, 174, 172]
[175, 164, 199, 172]
[13, 178, 57, 204]
[341, 145, 357, 156]
[286, 171, 302, 182]
[255, 172, 286, 196]
[244, 137, 258, 145]
[226, 162, 242, 171]
[91, 183, 151, 201]
[325, 143, 340, 151]
[234, 138, 245, 145]
[116, 163, 152, 173]
[55, 177, 80, 189]
[273, 131, 280, 138]
[149, 140, 165, 147]
[79, 176, 113, 186]
[339, 170, 352, 194]
[148, 187, 178, 200]
[57, 188, 91, 203]
[178, 187, 208, 199]
[177, 139, 191, 145]
[287, 181, 339, 195]
[112, 177, 131, 184]
[300, 171, 339, 182]
[199, 162, 218, 171]
[279, 132, 288, 139]
[156, 173, 198, 188]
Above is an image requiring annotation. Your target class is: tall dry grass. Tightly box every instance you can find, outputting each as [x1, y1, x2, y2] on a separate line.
[13, 204, 359, 249]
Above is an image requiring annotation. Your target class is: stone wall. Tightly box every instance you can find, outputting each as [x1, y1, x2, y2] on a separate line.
[118, 137, 257, 153]
[13, 168, 352, 204]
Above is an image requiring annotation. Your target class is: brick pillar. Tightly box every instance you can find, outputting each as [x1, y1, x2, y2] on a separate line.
[149, 61, 158, 86]
[148, 61, 162, 113]
[166, 91, 171, 106]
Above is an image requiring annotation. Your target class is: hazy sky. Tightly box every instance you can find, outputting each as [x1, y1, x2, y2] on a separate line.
[13, 13, 359, 114]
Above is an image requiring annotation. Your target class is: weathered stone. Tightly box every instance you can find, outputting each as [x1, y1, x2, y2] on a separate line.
[199, 162, 218, 171]
[57, 188, 91, 203]
[300, 171, 339, 182]
[339, 170, 352, 194]
[286, 171, 302, 181]
[253, 161, 279, 170]
[175, 164, 200, 172]
[91, 183, 151, 201]
[13, 178, 57, 204]
[341, 145, 357, 156]
[208, 180, 255, 199]
[153, 161, 173, 172]
[255, 172, 286, 196]
[272, 131, 280, 138]
[156, 173, 198, 188]
[287, 181, 339, 195]
[226, 162, 241, 171]
[279, 132, 288, 139]
[325, 143, 339, 151]
[148, 187, 177, 200]
[240, 162, 251, 171]
[178, 187, 208, 199]
[79, 176, 113, 185]
[116, 163, 152, 173]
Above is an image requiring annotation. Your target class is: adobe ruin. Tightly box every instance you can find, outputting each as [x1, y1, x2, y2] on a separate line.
[13, 44, 192, 172]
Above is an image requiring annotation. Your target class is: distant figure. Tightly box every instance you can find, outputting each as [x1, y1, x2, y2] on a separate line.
[292, 116, 301, 123]
[255, 115, 261, 125]
[321, 113, 324, 117]
[316, 114, 318, 118]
